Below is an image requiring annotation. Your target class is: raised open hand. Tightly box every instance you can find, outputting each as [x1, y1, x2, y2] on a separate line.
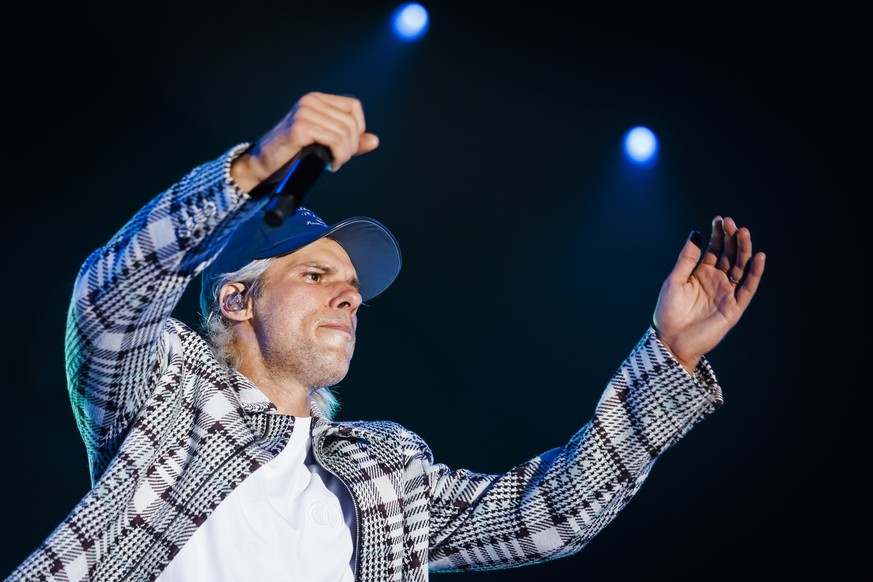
[653, 216, 766, 374]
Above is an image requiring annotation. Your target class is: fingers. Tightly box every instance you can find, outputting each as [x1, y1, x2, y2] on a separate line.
[700, 215, 724, 267]
[729, 226, 754, 286]
[715, 216, 738, 273]
[288, 92, 378, 171]
[702, 216, 743, 277]
[701, 214, 764, 299]
[735, 250, 766, 309]
[234, 92, 380, 191]
[671, 230, 705, 282]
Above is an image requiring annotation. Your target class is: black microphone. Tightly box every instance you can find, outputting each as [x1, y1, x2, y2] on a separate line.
[250, 143, 333, 227]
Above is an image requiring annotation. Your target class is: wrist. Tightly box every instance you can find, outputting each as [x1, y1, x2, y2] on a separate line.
[230, 144, 273, 195]
[651, 324, 700, 376]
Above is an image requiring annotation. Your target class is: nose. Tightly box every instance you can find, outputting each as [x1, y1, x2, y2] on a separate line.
[330, 282, 363, 312]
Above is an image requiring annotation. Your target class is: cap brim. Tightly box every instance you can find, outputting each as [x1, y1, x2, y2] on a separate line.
[318, 217, 402, 302]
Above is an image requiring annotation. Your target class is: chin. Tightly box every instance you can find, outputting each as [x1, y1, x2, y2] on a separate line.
[321, 361, 351, 387]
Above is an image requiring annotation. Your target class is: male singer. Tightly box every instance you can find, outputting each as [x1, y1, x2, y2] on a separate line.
[7, 91, 764, 581]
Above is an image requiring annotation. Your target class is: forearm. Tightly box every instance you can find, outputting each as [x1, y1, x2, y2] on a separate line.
[66, 143, 256, 452]
[428, 327, 722, 572]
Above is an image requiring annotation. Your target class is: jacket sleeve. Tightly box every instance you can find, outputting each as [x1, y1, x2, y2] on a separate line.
[64, 143, 258, 484]
[426, 326, 723, 572]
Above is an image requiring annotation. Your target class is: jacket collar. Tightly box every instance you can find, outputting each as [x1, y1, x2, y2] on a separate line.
[230, 370, 372, 441]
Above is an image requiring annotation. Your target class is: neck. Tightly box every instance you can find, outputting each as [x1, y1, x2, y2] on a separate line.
[237, 361, 312, 416]
[231, 324, 315, 416]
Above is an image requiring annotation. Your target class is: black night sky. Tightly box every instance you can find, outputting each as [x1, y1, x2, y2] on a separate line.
[1, 1, 863, 579]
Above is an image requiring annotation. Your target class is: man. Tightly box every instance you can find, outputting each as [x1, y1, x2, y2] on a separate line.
[6, 92, 765, 581]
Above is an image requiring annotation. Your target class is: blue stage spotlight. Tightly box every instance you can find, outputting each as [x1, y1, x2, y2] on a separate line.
[623, 126, 659, 168]
[392, 3, 429, 41]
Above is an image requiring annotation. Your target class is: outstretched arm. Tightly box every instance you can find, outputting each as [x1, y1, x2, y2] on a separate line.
[653, 216, 766, 374]
[425, 218, 763, 572]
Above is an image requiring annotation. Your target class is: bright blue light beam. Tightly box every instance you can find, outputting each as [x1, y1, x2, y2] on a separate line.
[392, 3, 429, 41]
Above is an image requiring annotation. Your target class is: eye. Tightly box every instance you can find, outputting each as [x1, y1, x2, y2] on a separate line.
[304, 272, 322, 283]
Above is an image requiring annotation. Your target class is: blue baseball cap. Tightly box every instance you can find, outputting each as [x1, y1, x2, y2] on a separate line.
[200, 206, 401, 315]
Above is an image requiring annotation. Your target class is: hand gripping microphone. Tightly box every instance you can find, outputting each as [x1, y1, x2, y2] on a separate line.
[249, 143, 333, 227]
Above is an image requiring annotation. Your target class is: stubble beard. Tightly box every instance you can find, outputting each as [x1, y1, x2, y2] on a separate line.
[267, 338, 353, 391]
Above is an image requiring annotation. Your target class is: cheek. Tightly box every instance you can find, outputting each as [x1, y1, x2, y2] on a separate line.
[261, 285, 307, 318]
[256, 294, 309, 341]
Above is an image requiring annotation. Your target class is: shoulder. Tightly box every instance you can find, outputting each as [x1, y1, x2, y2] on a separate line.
[157, 317, 221, 370]
[160, 317, 209, 348]
[334, 418, 434, 461]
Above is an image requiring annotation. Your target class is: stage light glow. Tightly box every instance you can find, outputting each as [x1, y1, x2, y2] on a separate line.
[623, 126, 659, 167]
[392, 3, 429, 41]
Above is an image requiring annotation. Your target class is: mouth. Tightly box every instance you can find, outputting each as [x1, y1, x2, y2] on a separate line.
[320, 323, 354, 338]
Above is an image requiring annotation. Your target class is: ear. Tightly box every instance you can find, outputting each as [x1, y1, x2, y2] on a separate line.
[219, 283, 252, 321]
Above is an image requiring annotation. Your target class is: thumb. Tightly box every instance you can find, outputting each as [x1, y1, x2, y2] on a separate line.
[671, 230, 704, 281]
[357, 132, 380, 156]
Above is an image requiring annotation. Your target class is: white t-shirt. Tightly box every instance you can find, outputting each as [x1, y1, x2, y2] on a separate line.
[157, 416, 356, 581]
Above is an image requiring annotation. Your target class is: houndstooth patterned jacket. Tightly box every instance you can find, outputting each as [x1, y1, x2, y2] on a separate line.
[7, 145, 724, 582]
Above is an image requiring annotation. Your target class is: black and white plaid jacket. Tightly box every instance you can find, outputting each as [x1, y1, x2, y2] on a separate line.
[7, 145, 723, 581]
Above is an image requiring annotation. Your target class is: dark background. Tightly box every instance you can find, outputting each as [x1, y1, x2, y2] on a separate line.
[1, 1, 864, 579]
